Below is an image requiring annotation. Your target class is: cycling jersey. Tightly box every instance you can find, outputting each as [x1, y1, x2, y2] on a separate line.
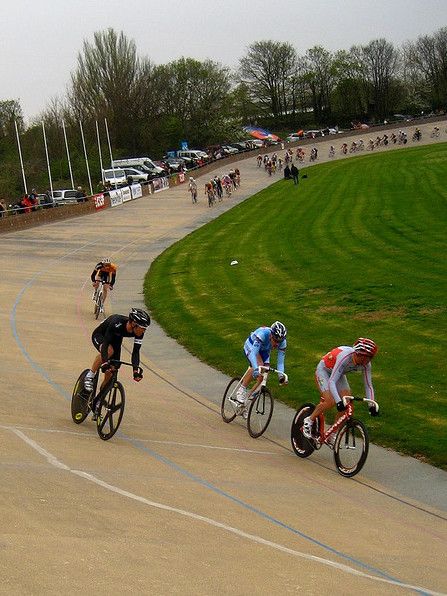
[91, 262, 117, 286]
[243, 326, 286, 372]
[316, 346, 374, 404]
[92, 314, 144, 369]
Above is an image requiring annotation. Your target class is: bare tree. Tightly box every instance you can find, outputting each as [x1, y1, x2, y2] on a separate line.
[360, 39, 400, 120]
[302, 46, 335, 122]
[68, 28, 141, 150]
[239, 40, 298, 119]
[404, 27, 447, 110]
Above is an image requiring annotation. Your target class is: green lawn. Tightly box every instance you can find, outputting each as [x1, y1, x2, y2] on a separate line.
[144, 144, 447, 469]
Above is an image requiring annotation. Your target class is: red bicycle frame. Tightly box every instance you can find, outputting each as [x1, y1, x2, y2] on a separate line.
[316, 401, 354, 445]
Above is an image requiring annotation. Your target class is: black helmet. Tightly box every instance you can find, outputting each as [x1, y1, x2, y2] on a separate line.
[129, 308, 151, 328]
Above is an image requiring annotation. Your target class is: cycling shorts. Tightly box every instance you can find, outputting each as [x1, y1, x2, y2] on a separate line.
[92, 332, 121, 361]
[243, 342, 270, 367]
[315, 360, 350, 394]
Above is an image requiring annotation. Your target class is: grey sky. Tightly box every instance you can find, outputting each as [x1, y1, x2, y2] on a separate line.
[3, 0, 447, 121]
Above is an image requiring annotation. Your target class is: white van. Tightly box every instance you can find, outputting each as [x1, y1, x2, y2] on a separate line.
[102, 168, 127, 187]
[112, 157, 165, 177]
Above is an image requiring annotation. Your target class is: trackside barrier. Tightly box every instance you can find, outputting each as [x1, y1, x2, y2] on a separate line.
[130, 183, 143, 199]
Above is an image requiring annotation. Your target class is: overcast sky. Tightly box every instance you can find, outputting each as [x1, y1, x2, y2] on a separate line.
[3, 0, 447, 121]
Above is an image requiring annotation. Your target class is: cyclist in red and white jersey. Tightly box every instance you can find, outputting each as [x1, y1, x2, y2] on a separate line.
[303, 338, 379, 439]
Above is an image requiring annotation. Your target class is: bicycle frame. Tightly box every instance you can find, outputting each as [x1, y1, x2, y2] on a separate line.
[315, 396, 377, 447]
[244, 365, 287, 400]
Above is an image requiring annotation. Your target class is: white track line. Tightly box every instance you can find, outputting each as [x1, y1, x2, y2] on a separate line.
[2, 424, 279, 454]
[7, 427, 444, 596]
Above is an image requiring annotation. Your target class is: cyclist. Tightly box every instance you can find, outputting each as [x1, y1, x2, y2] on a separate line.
[91, 258, 117, 311]
[234, 321, 288, 406]
[302, 338, 379, 439]
[83, 308, 150, 413]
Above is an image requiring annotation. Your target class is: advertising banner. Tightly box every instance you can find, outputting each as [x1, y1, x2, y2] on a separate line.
[152, 177, 169, 193]
[93, 193, 106, 210]
[178, 172, 185, 184]
[121, 186, 132, 202]
[130, 183, 143, 199]
[109, 189, 123, 207]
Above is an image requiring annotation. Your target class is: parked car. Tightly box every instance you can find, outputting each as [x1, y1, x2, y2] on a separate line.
[161, 157, 188, 172]
[221, 145, 240, 155]
[37, 193, 58, 208]
[52, 189, 88, 204]
[102, 168, 128, 187]
[286, 132, 304, 142]
[229, 142, 250, 152]
[304, 130, 324, 139]
[177, 149, 211, 163]
[122, 167, 149, 183]
[112, 157, 165, 177]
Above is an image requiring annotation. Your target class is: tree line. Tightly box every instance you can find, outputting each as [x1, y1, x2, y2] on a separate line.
[1, 26, 446, 199]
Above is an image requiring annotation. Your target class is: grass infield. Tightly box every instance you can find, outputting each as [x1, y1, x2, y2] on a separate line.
[145, 144, 447, 469]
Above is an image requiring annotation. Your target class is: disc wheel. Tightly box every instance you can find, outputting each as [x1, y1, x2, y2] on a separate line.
[96, 381, 126, 441]
[333, 419, 369, 477]
[71, 369, 91, 424]
[221, 377, 241, 423]
[290, 403, 316, 458]
[247, 388, 274, 438]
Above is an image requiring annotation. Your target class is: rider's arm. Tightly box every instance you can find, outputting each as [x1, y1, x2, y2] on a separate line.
[276, 340, 286, 373]
[131, 336, 143, 369]
[90, 268, 98, 283]
[328, 353, 351, 404]
[362, 361, 375, 402]
[110, 272, 116, 287]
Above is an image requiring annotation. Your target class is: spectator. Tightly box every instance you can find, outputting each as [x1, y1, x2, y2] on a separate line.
[0, 199, 6, 218]
[76, 186, 87, 201]
[284, 165, 291, 179]
[290, 163, 299, 185]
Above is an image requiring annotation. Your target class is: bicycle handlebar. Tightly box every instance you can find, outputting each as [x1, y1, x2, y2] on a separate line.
[344, 396, 379, 412]
[108, 359, 133, 367]
[258, 365, 288, 384]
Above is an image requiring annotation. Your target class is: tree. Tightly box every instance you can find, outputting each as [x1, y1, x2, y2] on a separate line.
[0, 99, 24, 139]
[360, 39, 400, 120]
[239, 40, 298, 119]
[302, 46, 335, 122]
[403, 27, 447, 111]
[68, 28, 142, 152]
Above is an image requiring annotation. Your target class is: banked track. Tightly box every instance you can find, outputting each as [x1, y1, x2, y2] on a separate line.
[1, 122, 446, 595]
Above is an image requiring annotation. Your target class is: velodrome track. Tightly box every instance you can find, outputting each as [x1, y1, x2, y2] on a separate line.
[1, 122, 446, 595]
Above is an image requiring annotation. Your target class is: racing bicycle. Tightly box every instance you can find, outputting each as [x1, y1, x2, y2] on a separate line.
[221, 365, 288, 438]
[290, 396, 378, 477]
[71, 359, 135, 440]
[92, 281, 106, 319]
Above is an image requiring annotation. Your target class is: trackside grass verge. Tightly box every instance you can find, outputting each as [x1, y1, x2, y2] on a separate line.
[144, 144, 447, 469]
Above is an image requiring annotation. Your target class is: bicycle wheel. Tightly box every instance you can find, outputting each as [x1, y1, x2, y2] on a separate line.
[333, 419, 369, 477]
[94, 291, 103, 319]
[96, 381, 125, 440]
[221, 377, 242, 423]
[71, 369, 91, 424]
[247, 387, 274, 438]
[290, 403, 316, 458]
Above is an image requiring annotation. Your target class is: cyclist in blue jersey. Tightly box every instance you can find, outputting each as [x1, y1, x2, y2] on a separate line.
[234, 321, 288, 405]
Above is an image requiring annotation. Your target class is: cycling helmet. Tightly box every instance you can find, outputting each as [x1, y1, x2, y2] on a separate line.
[353, 337, 378, 357]
[270, 321, 287, 342]
[102, 257, 111, 264]
[129, 308, 151, 328]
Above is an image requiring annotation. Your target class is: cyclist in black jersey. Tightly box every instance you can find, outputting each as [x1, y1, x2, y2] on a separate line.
[84, 308, 150, 397]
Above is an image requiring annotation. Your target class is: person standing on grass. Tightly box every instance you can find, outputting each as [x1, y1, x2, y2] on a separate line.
[291, 163, 299, 185]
